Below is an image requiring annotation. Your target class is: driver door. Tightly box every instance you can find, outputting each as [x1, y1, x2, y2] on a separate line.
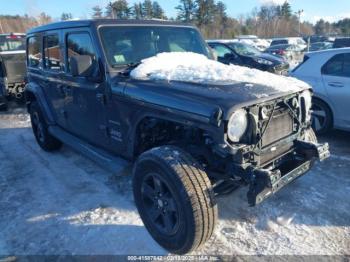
[60, 29, 109, 148]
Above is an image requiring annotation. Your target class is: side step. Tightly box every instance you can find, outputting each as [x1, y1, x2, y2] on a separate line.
[49, 126, 131, 176]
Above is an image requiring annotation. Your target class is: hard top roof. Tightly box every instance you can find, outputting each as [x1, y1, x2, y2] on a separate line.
[27, 19, 194, 34]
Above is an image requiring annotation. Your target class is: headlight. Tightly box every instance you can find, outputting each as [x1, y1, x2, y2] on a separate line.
[227, 109, 248, 143]
[254, 58, 273, 66]
[301, 90, 312, 122]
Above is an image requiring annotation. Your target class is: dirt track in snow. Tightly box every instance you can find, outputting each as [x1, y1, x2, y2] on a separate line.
[0, 105, 349, 256]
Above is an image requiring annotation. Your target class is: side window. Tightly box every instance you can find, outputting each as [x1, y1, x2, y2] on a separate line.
[343, 53, 350, 76]
[27, 36, 42, 68]
[322, 54, 349, 77]
[212, 45, 232, 58]
[66, 32, 96, 73]
[44, 34, 61, 71]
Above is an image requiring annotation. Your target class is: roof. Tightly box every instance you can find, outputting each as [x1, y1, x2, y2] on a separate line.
[27, 19, 194, 34]
[306, 47, 350, 56]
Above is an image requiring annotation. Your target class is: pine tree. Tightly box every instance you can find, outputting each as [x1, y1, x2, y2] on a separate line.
[92, 6, 103, 19]
[176, 0, 197, 23]
[61, 13, 73, 21]
[133, 3, 144, 19]
[281, 1, 292, 19]
[142, 0, 153, 19]
[112, 0, 131, 19]
[195, 0, 216, 26]
[152, 1, 166, 19]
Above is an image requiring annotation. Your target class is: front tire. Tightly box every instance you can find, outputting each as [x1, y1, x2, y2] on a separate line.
[133, 146, 218, 254]
[30, 102, 62, 151]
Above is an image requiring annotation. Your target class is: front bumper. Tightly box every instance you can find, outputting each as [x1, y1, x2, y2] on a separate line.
[247, 140, 330, 206]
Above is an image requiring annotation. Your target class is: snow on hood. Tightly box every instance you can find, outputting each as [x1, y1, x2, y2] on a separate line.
[130, 52, 310, 94]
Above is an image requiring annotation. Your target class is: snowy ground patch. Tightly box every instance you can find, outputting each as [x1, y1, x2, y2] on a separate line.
[0, 106, 349, 256]
[131, 52, 310, 93]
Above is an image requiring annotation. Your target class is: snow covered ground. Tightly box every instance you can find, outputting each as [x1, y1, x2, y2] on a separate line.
[0, 105, 349, 256]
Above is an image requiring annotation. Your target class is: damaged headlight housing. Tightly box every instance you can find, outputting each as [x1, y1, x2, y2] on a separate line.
[227, 109, 248, 143]
[301, 90, 312, 122]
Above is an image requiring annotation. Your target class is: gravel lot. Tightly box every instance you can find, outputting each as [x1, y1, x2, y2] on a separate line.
[0, 104, 349, 256]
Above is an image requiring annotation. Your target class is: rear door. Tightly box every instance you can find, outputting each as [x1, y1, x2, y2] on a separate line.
[61, 28, 108, 147]
[42, 31, 67, 127]
[321, 52, 350, 128]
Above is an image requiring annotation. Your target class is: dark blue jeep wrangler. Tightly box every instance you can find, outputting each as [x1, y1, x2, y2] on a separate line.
[25, 19, 330, 254]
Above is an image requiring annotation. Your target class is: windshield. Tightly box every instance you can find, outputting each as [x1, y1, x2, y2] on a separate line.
[0, 35, 25, 52]
[228, 42, 261, 56]
[99, 26, 211, 67]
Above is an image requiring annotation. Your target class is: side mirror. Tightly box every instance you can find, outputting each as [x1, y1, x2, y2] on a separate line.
[224, 53, 237, 61]
[70, 55, 96, 77]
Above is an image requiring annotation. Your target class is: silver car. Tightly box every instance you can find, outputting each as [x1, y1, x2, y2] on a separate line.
[291, 48, 350, 133]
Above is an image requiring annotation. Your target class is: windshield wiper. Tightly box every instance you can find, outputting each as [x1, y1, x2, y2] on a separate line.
[116, 62, 142, 76]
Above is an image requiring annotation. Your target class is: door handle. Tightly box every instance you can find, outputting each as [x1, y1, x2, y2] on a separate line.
[58, 85, 66, 95]
[328, 82, 344, 87]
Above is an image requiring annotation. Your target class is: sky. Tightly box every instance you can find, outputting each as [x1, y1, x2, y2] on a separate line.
[2, 0, 350, 24]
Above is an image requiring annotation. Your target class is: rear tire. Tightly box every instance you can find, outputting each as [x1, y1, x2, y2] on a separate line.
[133, 146, 218, 254]
[312, 99, 332, 134]
[30, 102, 62, 151]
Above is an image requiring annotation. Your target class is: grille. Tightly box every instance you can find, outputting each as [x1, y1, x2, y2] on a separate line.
[261, 110, 294, 147]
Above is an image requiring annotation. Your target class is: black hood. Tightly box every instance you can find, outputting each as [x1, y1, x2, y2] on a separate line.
[123, 78, 307, 120]
[0, 52, 26, 82]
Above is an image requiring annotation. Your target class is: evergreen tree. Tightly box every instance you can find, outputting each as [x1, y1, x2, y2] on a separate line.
[112, 0, 131, 19]
[281, 1, 292, 19]
[133, 3, 144, 19]
[195, 0, 216, 26]
[92, 6, 103, 19]
[61, 13, 73, 21]
[152, 1, 166, 19]
[176, 0, 197, 22]
[142, 0, 153, 19]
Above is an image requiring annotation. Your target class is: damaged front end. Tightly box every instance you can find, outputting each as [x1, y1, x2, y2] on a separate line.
[219, 91, 330, 206]
[247, 139, 329, 206]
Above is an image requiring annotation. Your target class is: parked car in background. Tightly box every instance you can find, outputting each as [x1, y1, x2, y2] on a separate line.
[270, 37, 307, 51]
[309, 42, 333, 52]
[25, 19, 329, 254]
[291, 48, 350, 133]
[333, 37, 350, 48]
[207, 40, 289, 74]
[0, 33, 27, 103]
[236, 35, 270, 51]
[265, 44, 302, 62]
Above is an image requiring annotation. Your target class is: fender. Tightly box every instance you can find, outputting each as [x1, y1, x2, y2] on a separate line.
[124, 108, 224, 159]
[25, 82, 56, 125]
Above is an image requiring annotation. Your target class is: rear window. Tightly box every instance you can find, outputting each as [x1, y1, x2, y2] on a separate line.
[27, 36, 42, 68]
[271, 40, 288, 46]
[0, 35, 25, 52]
